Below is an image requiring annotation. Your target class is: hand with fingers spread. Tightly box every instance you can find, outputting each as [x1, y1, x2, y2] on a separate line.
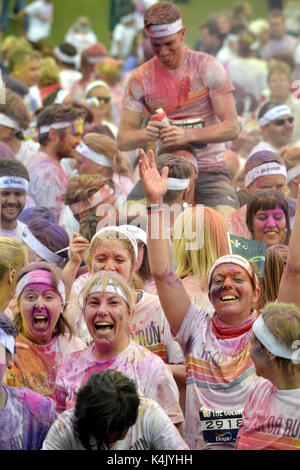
[138, 149, 169, 204]
[69, 232, 90, 266]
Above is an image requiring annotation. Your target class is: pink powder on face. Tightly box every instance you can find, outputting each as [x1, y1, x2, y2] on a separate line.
[254, 206, 286, 231]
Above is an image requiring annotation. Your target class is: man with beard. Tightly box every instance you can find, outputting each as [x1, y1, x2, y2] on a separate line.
[27, 104, 84, 222]
[0, 160, 29, 240]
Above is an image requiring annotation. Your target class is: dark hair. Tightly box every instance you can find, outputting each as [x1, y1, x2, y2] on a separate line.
[73, 370, 140, 450]
[246, 189, 290, 243]
[245, 150, 284, 174]
[0, 159, 29, 180]
[18, 206, 56, 224]
[0, 311, 18, 341]
[15, 261, 73, 338]
[27, 218, 70, 263]
[257, 100, 277, 121]
[0, 88, 30, 131]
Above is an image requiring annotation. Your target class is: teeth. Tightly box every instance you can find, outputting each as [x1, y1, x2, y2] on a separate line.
[221, 295, 237, 301]
[266, 232, 276, 235]
[95, 322, 113, 331]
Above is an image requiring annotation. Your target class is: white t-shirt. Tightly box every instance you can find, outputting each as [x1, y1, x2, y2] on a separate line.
[54, 339, 183, 424]
[25, 0, 53, 43]
[249, 140, 278, 157]
[237, 379, 300, 450]
[0, 220, 26, 241]
[174, 301, 261, 450]
[110, 23, 137, 60]
[42, 396, 189, 450]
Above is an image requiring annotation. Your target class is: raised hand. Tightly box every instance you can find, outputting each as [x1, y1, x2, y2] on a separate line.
[138, 148, 169, 204]
[69, 232, 90, 266]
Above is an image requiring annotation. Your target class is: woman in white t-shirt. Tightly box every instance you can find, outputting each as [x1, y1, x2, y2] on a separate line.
[53, 270, 184, 431]
[139, 148, 264, 450]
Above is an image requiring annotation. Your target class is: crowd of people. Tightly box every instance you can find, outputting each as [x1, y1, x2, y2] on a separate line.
[0, 0, 300, 452]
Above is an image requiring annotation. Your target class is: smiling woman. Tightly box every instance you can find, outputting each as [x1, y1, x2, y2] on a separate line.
[139, 147, 264, 450]
[4, 261, 86, 398]
[246, 189, 290, 248]
[54, 270, 184, 432]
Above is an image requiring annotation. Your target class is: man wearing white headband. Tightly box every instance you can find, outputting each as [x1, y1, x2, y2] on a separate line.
[0, 160, 29, 242]
[117, 1, 240, 214]
[26, 104, 85, 222]
[0, 312, 57, 450]
[250, 102, 294, 157]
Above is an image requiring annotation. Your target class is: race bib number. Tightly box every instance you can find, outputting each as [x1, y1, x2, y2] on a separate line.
[171, 117, 207, 150]
[199, 409, 243, 444]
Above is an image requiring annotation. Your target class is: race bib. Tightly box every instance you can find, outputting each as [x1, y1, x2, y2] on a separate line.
[171, 117, 207, 150]
[199, 408, 243, 444]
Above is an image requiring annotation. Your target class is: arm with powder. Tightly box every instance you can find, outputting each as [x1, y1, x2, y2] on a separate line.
[278, 184, 300, 305]
[138, 149, 190, 335]
[62, 232, 89, 300]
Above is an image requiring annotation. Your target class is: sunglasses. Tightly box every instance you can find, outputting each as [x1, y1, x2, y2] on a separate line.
[273, 116, 294, 126]
[86, 96, 111, 107]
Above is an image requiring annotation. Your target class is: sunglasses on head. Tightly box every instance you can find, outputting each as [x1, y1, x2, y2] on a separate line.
[273, 116, 294, 126]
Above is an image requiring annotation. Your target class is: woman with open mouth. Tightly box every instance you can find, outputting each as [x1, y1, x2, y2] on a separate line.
[65, 225, 183, 366]
[54, 270, 184, 435]
[4, 261, 86, 398]
[138, 148, 270, 450]
[246, 189, 291, 248]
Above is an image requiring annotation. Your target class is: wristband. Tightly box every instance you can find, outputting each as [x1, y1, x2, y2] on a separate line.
[146, 204, 163, 212]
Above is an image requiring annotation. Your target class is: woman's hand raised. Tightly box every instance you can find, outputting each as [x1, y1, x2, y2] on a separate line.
[138, 148, 169, 205]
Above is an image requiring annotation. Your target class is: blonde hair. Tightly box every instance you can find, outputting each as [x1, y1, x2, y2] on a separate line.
[38, 57, 60, 88]
[1, 35, 32, 62]
[267, 60, 291, 82]
[83, 133, 133, 178]
[257, 245, 288, 310]
[172, 207, 230, 282]
[261, 302, 300, 374]
[0, 237, 27, 281]
[81, 270, 135, 316]
[87, 230, 136, 274]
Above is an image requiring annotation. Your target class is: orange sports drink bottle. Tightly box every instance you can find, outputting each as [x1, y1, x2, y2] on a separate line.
[152, 108, 170, 126]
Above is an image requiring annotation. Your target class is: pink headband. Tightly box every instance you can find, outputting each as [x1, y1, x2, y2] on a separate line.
[208, 254, 254, 286]
[15, 270, 66, 304]
[145, 18, 183, 38]
[68, 185, 114, 215]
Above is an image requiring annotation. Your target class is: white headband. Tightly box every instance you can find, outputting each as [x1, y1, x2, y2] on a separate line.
[16, 270, 66, 304]
[21, 227, 63, 265]
[167, 177, 190, 190]
[259, 105, 292, 126]
[0, 176, 28, 191]
[287, 165, 300, 184]
[75, 141, 112, 168]
[85, 80, 110, 97]
[0, 329, 15, 356]
[39, 121, 73, 134]
[120, 225, 147, 245]
[86, 55, 104, 64]
[253, 315, 295, 359]
[54, 46, 77, 64]
[245, 162, 287, 188]
[87, 279, 129, 306]
[91, 226, 138, 260]
[208, 254, 253, 286]
[54, 89, 70, 104]
[0, 113, 20, 130]
[146, 18, 183, 38]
